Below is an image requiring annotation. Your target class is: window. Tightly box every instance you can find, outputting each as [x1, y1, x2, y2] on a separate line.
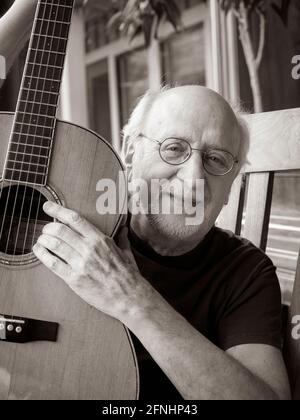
[118, 48, 149, 127]
[238, 0, 300, 112]
[87, 59, 112, 143]
[240, 171, 300, 305]
[161, 24, 206, 86]
[266, 172, 300, 304]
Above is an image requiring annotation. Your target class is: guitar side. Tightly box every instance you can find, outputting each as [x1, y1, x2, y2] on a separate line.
[0, 113, 139, 400]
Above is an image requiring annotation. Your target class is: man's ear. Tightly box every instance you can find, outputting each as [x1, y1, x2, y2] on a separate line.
[121, 134, 135, 182]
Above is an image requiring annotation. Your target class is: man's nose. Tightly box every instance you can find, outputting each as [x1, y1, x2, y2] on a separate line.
[177, 152, 205, 183]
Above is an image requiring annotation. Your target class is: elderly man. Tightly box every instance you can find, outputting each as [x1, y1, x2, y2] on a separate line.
[0, 0, 291, 400]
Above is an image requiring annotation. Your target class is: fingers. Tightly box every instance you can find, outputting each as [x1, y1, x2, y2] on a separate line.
[36, 234, 82, 268]
[43, 202, 102, 241]
[42, 222, 90, 257]
[32, 243, 71, 279]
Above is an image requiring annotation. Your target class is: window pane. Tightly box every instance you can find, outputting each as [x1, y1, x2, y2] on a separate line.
[238, 0, 300, 111]
[265, 172, 300, 304]
[161, 24, 206, 86]
[118, 48, 148, 127]
[240, 172, 300, 305]
[87, 60, 112, 144]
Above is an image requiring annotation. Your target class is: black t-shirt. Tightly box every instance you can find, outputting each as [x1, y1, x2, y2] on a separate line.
[126, 225, 282, 400]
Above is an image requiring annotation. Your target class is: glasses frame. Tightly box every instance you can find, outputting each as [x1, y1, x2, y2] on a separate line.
[139, 134, 239, 177]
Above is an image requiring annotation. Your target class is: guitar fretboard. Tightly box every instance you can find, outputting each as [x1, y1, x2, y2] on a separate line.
[3, 0, 75, 186]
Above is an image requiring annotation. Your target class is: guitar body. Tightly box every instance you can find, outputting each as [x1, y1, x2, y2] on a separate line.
[0, 113, 138, 400]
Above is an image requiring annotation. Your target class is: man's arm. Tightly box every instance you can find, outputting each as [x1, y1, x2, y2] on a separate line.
[126, 297, 291, 400]
[33, 203, 292, 401]
[0, 0, 37, 88]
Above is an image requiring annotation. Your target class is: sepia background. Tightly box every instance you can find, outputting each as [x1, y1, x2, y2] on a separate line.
[0, 0, 299, 304]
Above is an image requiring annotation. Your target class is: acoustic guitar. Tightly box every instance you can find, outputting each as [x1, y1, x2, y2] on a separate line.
[0, 0, 138, 399]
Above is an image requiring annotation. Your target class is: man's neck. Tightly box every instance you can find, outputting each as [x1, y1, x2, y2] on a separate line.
[129, 214, 206, 257]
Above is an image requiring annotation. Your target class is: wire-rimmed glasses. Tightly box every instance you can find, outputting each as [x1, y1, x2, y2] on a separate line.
[139, 134, 239, 176]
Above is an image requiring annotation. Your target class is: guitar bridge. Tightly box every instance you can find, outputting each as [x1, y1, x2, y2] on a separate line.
[0, 314, 59, 343]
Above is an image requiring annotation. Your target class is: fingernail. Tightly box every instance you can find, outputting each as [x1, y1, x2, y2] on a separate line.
[43, 201, 54, 211]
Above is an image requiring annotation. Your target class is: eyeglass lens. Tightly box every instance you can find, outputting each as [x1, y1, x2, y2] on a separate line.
[160, 138, 234, 175]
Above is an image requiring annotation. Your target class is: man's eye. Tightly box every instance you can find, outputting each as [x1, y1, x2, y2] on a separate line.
[206, 153, 227, 166]
[164, 144, 185, 153]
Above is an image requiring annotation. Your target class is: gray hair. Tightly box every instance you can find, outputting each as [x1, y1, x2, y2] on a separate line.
[122, 86, 250, 173]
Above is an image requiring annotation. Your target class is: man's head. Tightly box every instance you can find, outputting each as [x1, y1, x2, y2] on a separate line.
[122, 85, 249, 243]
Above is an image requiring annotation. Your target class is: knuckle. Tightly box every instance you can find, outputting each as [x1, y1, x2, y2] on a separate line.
[55, 223, 65, 237]
[49, 258, 59, 271]
[69, 211, 82, 225]
[81, 255, 97, 273]
[51, 237, 61, 250]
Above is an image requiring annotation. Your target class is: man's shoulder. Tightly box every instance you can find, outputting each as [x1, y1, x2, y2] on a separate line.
[212, 226, 275, 269]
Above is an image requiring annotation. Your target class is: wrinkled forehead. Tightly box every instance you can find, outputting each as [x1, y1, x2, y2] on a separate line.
[143, 88, 240, 155]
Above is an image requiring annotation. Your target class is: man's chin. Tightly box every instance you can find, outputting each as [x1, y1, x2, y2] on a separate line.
[146, 213, 205, 240]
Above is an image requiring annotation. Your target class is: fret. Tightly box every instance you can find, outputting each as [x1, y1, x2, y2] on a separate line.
[22, 87, 59, 96]
[39, 0, 74, 8]
[16, 112, 55, 127]
[27, 62, 63, 70]
[9, 143, 50, 157]
[6, 161, 47, 172]
[31, 48, 65, 56]
[36, 18, 71, 25]
[3, 169, 46, 186]
[20, 88, 59, 106]
[14, 123, 53, 138]
[38, 3, 73, 24]
[4, 167, 46, 175]
[26, 63, 62, 81]
[34, 18, 70, 39]
[11, 133, 52, 144]
[28, 49, 65, 68]
[32, 34, 67, 52]
[19, 99, 56, 108]
[8, 152, 48, 166]
[18, 101, 57, 117]
[14, 121, 54, 131]
[25, 75, 61, 85]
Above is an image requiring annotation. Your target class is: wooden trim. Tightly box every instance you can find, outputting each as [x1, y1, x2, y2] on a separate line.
[243, 108, 300, 173]
[108, 55, 121, 151]
[147, 39, 162, 90]
[217, 173, 245, 234]
[208, 0, 223, 94]
[242, 172, 274, 250]
[61, 10, 88, 127]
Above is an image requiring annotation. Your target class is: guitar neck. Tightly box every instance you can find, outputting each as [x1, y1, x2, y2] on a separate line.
[3, 0, 75, 186]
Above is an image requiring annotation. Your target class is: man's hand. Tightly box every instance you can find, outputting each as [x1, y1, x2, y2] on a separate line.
[32, 202, 154, 323]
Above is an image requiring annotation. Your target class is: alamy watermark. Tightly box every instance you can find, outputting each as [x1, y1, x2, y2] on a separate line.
[292, 55, 300, 80]
[96, 172, 205, 226]
[0, 55, 6, 80]
[291, 315, 300, 340]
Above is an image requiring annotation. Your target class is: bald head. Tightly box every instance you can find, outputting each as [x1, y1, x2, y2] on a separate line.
[123, 85, 249, 172]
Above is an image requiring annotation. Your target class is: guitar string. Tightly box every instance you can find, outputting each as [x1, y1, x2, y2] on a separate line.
[29, 0, 74, 253]
[0, 0, 49, 326]
[0, 0, 73, 258]
[22, 0, 64, 256]
[3, 0, 53, 256]
[12, 0, 54, 257]
[0, 0, 48, 255]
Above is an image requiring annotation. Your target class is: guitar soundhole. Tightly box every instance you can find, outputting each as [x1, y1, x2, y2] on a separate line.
[0, 185, 53, 256]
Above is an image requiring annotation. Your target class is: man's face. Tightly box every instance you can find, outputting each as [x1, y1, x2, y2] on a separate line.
[128, 86, 241, 242]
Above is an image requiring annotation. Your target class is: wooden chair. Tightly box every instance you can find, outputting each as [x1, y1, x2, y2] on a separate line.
[217, 107, 300, 400]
